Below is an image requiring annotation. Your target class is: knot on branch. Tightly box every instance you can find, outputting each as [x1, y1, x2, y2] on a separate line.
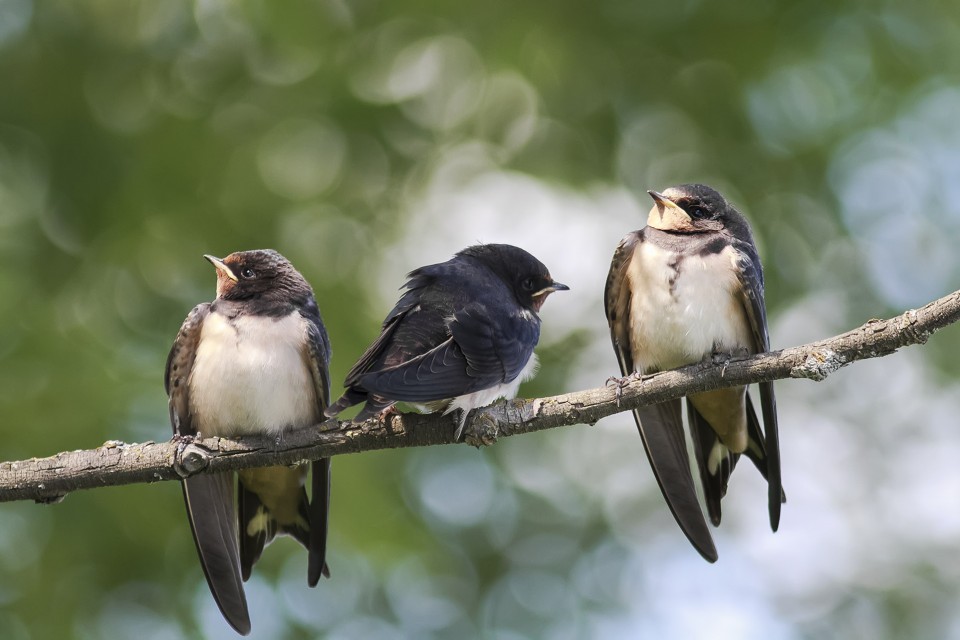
[463, 397, 540, 446]
[173, 442, 212, 478]
[898, 309, 931, 345]
[790, 349, 847, 381]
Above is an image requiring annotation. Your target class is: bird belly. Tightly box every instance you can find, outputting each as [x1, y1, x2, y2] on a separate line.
[189, 313, 318, 437]
[444, 352, 540, 415]
[627, 242, 752, 373]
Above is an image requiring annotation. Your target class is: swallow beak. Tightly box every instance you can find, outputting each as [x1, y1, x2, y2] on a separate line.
[533, 281, 570, 297]
[646, 190, 694, 231]
[531, 281, 569, 311]
[204, 254, 238, 282]
[647, 190, 669, 211]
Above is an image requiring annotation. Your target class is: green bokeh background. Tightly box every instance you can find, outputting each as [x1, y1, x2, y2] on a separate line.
[2, 1, 960, 638]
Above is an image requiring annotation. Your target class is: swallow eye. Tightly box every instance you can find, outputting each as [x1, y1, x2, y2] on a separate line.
[240, 268, 256, 279]
[521, 278, 536, 291]
[688, 205, 707, 219]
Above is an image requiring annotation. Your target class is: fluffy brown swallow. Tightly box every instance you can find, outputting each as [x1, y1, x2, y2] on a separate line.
[165, 250, 332, 634]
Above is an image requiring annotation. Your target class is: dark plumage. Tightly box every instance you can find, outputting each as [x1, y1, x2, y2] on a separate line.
[604, 184, 782, 562]
[165, 249, 332, 635]
[326, 243, 568, 437]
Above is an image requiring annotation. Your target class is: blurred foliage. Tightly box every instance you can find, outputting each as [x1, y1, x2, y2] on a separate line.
[2, 1, 960, 638]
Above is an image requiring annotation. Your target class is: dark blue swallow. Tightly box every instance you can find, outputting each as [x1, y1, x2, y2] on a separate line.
[325, 243, 568, 437]
[165, 250, 332, 635]
[604, 184, 783, 562]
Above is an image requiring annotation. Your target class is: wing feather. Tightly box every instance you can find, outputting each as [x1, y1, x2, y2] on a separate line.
[301, 302, 333, 582]
[358, 302, 538, 402]
[733, 240, 782, 531]
[165, 303, 250, 635]
[604, 233, 717, 562]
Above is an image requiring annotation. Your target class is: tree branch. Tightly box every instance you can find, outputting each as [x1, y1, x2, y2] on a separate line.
[2, 289, 959, 504]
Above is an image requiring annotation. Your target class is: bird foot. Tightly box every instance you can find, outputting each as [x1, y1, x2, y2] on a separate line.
[605, 371, 643, 407]
[709, 347, 749, 376]
[318, 416, 344, 432]
[172, 437, 212, 478]
[709, 346, 750, 364]
[379, 405, 400, 421]
[708, 352, 730, 377]
[461, 412, 499, 448]
[367, 405, 400, 429]
[348, 403, 400, 430]
[171, 433, 201, 467]
[710, 352, 726, 365]
[171, 432, 199, 445]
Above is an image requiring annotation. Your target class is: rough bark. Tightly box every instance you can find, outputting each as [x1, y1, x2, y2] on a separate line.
[1, 289, 958, 504]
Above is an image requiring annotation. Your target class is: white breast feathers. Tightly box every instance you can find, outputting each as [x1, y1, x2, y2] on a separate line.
[189, 312, 318, 437]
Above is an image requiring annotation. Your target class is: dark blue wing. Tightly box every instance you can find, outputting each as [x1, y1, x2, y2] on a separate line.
[300, 300, 333, 585]
[733, 239, 782, 531]
[301, 299, 332, 412]
[357, 301, 540, 402]
[340, 271, 439, 387]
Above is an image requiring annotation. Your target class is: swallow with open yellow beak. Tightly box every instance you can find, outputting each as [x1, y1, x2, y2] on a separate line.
[604, 184, 783, 562]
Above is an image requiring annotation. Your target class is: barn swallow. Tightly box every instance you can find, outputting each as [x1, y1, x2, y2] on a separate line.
[604, 184, 782, 562]
[165, 250, 332, 635]
[325, 243, 568, 437]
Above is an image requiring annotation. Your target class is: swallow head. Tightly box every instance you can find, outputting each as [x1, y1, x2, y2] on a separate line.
[457, 243, 569, 313]
[205, 250, 312, 306]
[646, 183, 730, 234]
